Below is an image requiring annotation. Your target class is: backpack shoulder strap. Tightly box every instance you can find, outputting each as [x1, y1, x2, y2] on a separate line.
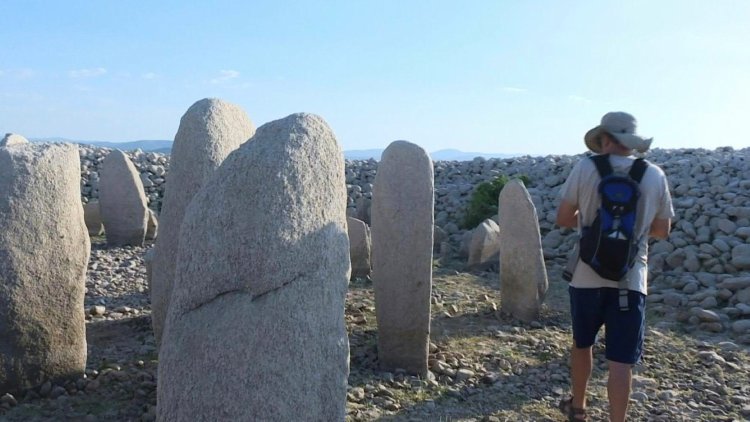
[628, 158, 648, 183]
[589, 154, 613, 178]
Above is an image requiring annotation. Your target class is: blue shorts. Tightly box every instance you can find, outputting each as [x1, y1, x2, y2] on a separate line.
[568, 286, 646, 365]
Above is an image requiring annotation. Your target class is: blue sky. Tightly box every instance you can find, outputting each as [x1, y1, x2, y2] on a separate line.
[1, 1, 749, 155]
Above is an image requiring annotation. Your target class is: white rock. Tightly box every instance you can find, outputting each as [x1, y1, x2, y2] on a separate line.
[691, 308, 721, 323]
[158, 113, 349, 421]
[99, 150, 149, 246]
[498, 180, 548, 322]
[145, 209, 158, 240]
[467, 219, 500, 269]
[372, 140, 434, 376]
[150, 98, 255, 346]
[83, 201, 104, 236]
[0, 143, 89, 393]
[347, 217, 372, 279]
[0, 133, 29, 147]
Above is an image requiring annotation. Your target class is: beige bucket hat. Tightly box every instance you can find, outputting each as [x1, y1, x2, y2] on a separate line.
[584, 111, 653, 153]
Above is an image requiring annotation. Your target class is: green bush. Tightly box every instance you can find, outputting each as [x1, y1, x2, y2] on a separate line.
[460, 174, 530, 230]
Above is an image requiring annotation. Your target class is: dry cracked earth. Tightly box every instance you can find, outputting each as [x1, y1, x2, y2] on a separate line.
[1, 239, 749, 421]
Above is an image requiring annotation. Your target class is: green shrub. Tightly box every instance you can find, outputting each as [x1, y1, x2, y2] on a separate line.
[460, 174, 530, 230]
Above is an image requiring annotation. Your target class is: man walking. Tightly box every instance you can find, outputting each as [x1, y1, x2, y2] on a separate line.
[555, 112, 674, 421]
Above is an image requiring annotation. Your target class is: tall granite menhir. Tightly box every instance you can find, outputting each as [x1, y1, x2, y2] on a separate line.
[157, 113, 350, 421]
[347, 216, 372, 279]
[99, 149, 149, 246]
[0, 133, 29, 147]
[83, 201, 104, 236]
[150, 98, 255, 346]
[498, 179, 548, 321]
[372, 140, 434, 376]
[0, 143, 90, 394]
[468, 218, 501, 270]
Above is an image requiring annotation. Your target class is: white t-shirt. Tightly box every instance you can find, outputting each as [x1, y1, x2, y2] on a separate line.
[559, 154, 674, 295]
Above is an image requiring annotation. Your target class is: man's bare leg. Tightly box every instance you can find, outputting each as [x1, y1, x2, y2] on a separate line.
[607, 360, 632, 422]
[571, 345, 593, 409]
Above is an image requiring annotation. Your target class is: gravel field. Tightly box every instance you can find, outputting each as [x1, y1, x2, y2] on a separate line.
[1, 240, 749, 421]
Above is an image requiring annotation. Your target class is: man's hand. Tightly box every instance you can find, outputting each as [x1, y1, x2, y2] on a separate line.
[556, 200, 579, 228]
[649, 218, 671, 239]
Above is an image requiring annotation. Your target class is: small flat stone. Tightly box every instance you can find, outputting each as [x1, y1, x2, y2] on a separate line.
[631, 392, 649, 402]
[49, 386, 67, 399]
[0, 393, 17, 407]
[90, 305, 106, 316]
[455, 369, 475, 382]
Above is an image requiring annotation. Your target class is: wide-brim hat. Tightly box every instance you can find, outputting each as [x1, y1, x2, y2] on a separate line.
[584, 111, 653, 153]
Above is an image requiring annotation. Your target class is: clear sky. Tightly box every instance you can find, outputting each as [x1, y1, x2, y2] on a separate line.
[1, 1, 749, 155]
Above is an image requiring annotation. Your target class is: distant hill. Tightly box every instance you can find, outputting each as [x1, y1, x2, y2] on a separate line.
[430, 149, 517, 161]
[344, 148, 518, 161]
[343, 149, 384, 160]
[30, 138, 173, 153]
[29, 138, 517, 161]
[151, 147, 173, 154]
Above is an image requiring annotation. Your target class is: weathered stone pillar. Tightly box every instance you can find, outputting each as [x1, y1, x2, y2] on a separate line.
[145, 209, 159, 240]
[83, 201, 104, 236]
[99, 149, 149, 246]
[150, 98, 255, 346]
[347, 216, 372, 279]
[0, 133, 29, 147]
[0, 143, 90, 394]
[467, 218, 501, 270]
[498, 179, 548, 321]
[372, 140, 434, 376]
[157, 113, 350, 421]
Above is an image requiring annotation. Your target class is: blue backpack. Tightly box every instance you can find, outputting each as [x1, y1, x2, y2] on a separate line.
[579, 154, 648, 285]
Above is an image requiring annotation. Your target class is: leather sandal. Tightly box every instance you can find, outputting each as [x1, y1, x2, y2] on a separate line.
[558, 397, 587, 421]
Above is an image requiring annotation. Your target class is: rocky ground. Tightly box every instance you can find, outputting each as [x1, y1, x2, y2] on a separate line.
[1, 240, 749, 421]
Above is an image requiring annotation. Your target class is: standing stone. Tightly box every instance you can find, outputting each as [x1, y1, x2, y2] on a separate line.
[144, 248, 155, 287]
[467, 218, 501, 270]
[498, 179, 548, 321]
[83, 201, 104, 236]
[99, 150, 149, 246]
[145, 209, 159, 240]
[458, 230, 474, 259]
[0, 143, 90, 394]
[372, 140, 434, 376]
[433, 225, 447, 253]
[150, 98, 255, 347]
[355, 196, 372, 225]
[0, 133, 29, 147]
[158, 113, 349, 421]
[347, 217, 372, 279]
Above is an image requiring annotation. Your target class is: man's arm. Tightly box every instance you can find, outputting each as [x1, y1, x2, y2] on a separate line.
[649, 218, 671, 240]
[556, 200, 579, 228]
